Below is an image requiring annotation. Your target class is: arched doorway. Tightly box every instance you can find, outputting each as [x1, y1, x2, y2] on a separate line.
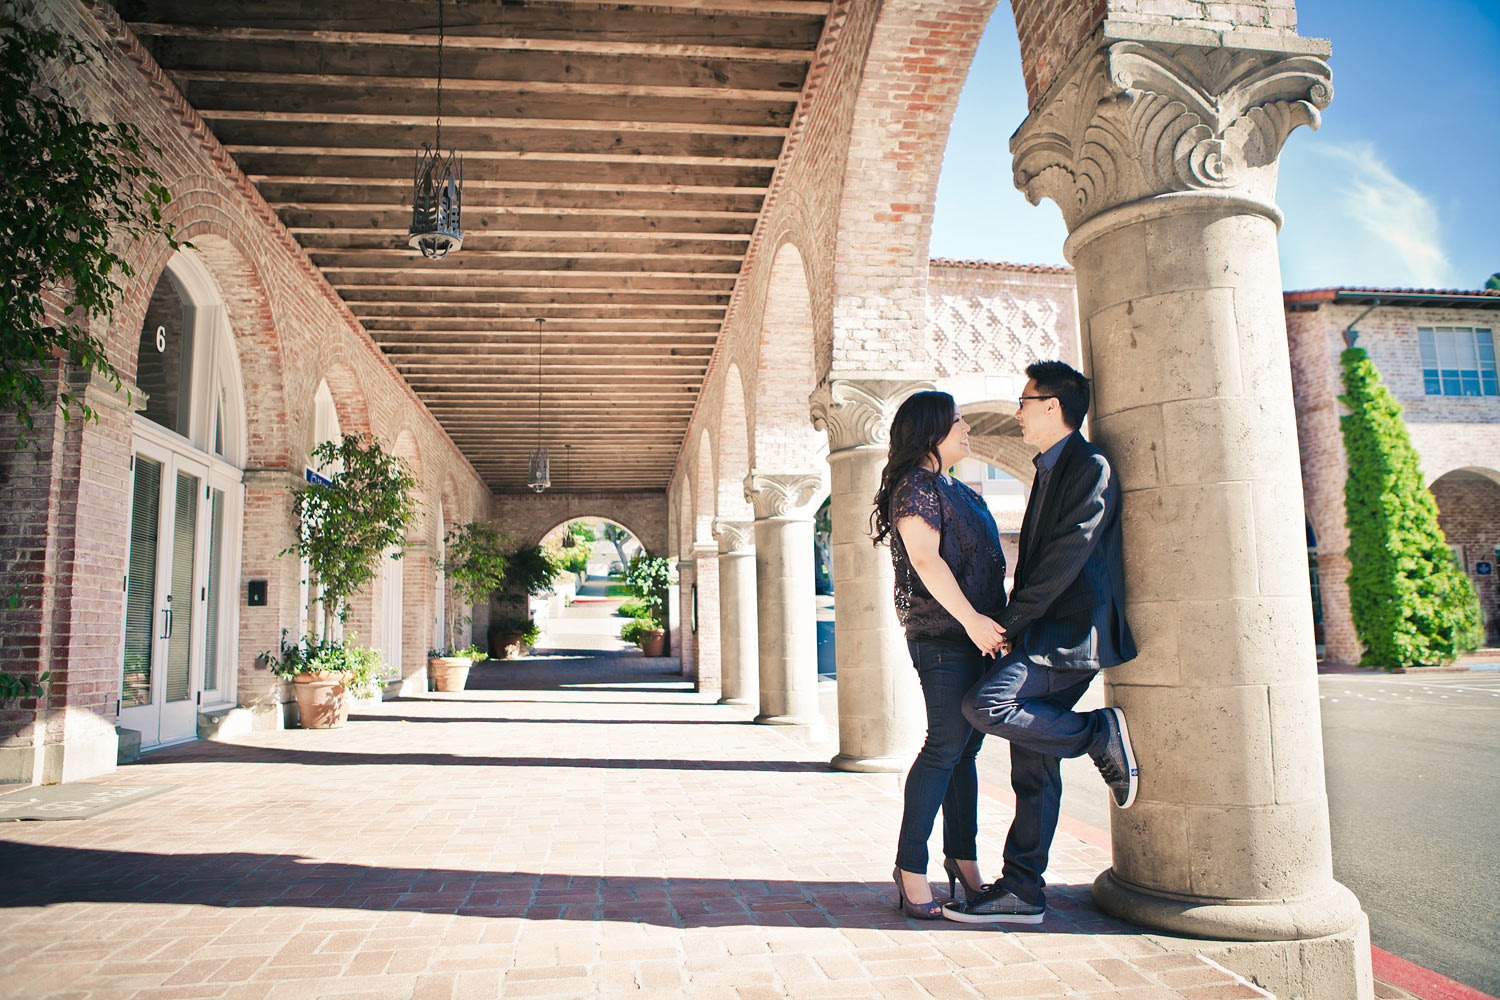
[121, 251, 248, 749]
[1430, 467, 1500, 646]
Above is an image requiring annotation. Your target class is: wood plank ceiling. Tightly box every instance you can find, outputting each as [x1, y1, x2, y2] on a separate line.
[117, 0, 830, 492]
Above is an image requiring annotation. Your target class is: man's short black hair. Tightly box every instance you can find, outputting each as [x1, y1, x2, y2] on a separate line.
[1025, 360, 1089, 430]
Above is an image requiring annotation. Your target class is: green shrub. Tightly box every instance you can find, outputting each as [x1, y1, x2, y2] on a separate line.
[1339, 347, 1483, 668]
[622, 553, 672, 617]
[620, 615, 660, 645]
[264, 637, 388, 698]
[618, 597, 651, 619]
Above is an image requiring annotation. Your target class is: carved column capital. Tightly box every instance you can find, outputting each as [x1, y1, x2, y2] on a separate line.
[744, 471, 823, 521]
[1011, 31, 1332, 230]
[809, 378, 937, 454]
[688, 541, 718, 560]
[713, 519, 755, 554]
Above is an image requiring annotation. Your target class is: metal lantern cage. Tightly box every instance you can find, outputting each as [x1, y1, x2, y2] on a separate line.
[409, 145, 464, 259]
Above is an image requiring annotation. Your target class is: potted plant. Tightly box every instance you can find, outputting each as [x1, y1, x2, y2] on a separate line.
[430, 522, 511, 690]
[281, 434, 417, 728]
[487, 544, 560, 658]
[489, 616, 541, 660]
[265, 635, 387, 729]
[621, 552, 672, 654]
[621, 614, 667, 657]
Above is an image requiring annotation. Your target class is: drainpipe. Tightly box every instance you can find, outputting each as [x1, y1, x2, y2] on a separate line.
[1343, 300, 1381, 348]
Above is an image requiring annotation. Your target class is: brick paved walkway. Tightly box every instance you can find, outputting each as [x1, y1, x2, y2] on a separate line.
[0, 608, 1272, 999]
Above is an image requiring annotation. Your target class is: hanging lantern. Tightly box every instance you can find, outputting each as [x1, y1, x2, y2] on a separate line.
[407, 0, 464, 259]
[561, 531, 576, 549]
[526, 317, 550, 492]
[409, 145, 463, 259]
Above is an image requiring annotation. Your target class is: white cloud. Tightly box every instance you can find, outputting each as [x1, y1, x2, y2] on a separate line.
[1279, 141, 1456, 289]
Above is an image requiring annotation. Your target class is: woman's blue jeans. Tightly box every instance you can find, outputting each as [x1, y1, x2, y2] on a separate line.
[895, 637, 986, 873]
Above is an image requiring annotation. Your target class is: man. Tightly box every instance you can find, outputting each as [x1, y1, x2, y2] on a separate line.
[943, 360, 1138, 925]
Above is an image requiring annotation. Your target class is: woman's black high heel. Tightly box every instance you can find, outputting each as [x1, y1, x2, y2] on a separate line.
[892, 866, 944, 919]
[943, 858, 988, 902]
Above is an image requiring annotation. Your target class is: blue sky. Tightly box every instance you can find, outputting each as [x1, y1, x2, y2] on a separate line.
[930, 1, 1500, 291]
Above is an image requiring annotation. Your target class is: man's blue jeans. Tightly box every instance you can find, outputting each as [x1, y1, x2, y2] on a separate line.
[961, 652, 1106, 906]
[895, 637, 986, 874]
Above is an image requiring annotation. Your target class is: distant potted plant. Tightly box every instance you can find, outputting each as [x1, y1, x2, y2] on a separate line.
[487, 544, 559, 658]
[621, 552, 672, 654]
[621, 614, 667, 657]
[429, 522, 511, 690]
[265, 635, 387, 729]
[281, 434, 417, 728]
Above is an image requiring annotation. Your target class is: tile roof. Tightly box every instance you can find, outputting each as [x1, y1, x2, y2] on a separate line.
[929, 257, 1073, 274]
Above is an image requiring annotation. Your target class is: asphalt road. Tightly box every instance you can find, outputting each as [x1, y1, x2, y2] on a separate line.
[968, 670, 1500, 995]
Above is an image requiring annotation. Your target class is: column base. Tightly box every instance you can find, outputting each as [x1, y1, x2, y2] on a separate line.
[1189, 916, 1373, 1000]
[829, 752, 910, 774]
[753, 713, 826, 742]
[0, 728, 121, 784]
[1093, 868, 1366, 942]
[718, 696, 755, 707]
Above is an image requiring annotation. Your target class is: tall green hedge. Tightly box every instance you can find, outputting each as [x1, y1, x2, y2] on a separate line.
[1339, 347, 1482, 668]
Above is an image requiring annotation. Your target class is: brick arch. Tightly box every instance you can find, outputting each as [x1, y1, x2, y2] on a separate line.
[390, 428, 425, 540]
[532, 515, 649, 554]
[832, 2, 1000, 373]
[752, 240, 823, 473]
[666, 486, 681, 560]
[1427, 465, 1500, 490]
[119, 187, 292, 468]
[693, 429, 716, 544]
[716, 363, 754, 521]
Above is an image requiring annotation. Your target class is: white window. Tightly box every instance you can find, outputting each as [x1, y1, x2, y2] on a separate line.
[1419, 326, 1498, 397]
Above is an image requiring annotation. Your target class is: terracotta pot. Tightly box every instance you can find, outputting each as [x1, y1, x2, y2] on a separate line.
[488, 624, 534, 660]
[640, 629, 667, 657]
[292, 671, 350, 729]
[427, 656, 472, 692]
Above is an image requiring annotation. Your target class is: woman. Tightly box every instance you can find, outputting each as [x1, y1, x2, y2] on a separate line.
[871, 390, 1009, 918]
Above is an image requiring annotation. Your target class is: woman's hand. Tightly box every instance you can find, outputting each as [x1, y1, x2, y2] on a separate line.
[963, 614, 1008, 658]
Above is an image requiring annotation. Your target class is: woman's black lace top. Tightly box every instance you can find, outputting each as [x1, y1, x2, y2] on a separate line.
[888, 468, 1007, 641]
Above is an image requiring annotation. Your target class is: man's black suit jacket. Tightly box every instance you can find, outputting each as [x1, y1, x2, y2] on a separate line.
[996, 432, 1136, 671]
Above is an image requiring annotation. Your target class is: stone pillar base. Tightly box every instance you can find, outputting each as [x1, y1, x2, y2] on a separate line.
[0, 728, 121, 784]
[829, 751, 910, 773]
[198, 705, 281, 741]
[1093, 867, 1365, 943]
[1177, 916, 1372, 1000]
[753, 712, 825, 743]
[718, 696, 755, 707]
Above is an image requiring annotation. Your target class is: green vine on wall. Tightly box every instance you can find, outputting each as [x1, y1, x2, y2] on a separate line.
[1339, 347, 1482, 668]
[0, 17, 180, 446]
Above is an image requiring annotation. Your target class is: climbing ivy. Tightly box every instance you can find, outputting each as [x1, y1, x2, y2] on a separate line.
[0, 17, 179, 446]
[1339, 347, 1482, 668]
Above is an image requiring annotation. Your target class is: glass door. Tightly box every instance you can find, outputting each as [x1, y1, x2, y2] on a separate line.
[120, 439, 211, 748]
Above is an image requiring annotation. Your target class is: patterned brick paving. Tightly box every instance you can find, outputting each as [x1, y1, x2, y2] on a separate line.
[0, 648, 1269, 999]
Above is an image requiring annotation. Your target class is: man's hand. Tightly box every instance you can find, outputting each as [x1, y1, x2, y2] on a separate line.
[963, 614, 1008, 658]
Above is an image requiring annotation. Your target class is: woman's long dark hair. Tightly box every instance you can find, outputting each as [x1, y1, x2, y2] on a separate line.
[869, 390, 956, 545]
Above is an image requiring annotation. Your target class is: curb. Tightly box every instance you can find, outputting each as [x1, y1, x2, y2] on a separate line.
[1372, 947, 1500, 1000]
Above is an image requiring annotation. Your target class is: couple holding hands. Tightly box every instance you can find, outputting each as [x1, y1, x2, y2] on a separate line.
[874, 361, 1139, 924]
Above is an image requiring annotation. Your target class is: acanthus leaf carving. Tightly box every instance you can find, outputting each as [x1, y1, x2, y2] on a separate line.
[809, 378, 937, 453]
[1011, 38, 1332, 229]
[744, 471, 823, 520]
[712, 519, 755, 554]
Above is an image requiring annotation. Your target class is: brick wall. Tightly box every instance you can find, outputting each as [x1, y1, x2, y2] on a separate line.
[0, 0, 490, 775]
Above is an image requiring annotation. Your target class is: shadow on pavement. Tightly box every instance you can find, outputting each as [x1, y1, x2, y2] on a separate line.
[0, 841, 1125, 935]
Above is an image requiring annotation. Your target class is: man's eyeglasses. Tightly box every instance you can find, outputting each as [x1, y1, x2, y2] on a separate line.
[1017, 394, 1056, 407]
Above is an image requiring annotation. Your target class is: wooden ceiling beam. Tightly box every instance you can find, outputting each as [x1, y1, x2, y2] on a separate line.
[311, 253, 743, 273]
[352, 303, 726, 317]
[294, 233, 752, 252]
[126, 24, 817, 63]
[220, 128, 785, 161]
[241, 158, 775, 186]
[280, 209, 758, 235]
[139, 36, 811, 91]
[326, 272, 736, 290]
[114, 2, 826, 47]
[261, 183, 767, 211]
[178, 77, 794, 127]
[337, 288, 729, 303]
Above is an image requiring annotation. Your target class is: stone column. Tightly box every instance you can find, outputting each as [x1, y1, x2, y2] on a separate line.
[1011, 24, 1368, 998]
[675, 559, 695, 679]
[811, 378, 933, 772]
[689, 541, 721, 697]
[746, 472, 824, 736]
[713, 520, 759, 707]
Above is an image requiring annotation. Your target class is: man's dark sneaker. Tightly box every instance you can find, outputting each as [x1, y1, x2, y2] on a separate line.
[940, 885, 1044, 924]
[1092, 706, 1138, 809]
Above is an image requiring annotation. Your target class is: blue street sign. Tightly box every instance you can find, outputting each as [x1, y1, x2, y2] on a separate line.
[305, 468, 332, 486]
